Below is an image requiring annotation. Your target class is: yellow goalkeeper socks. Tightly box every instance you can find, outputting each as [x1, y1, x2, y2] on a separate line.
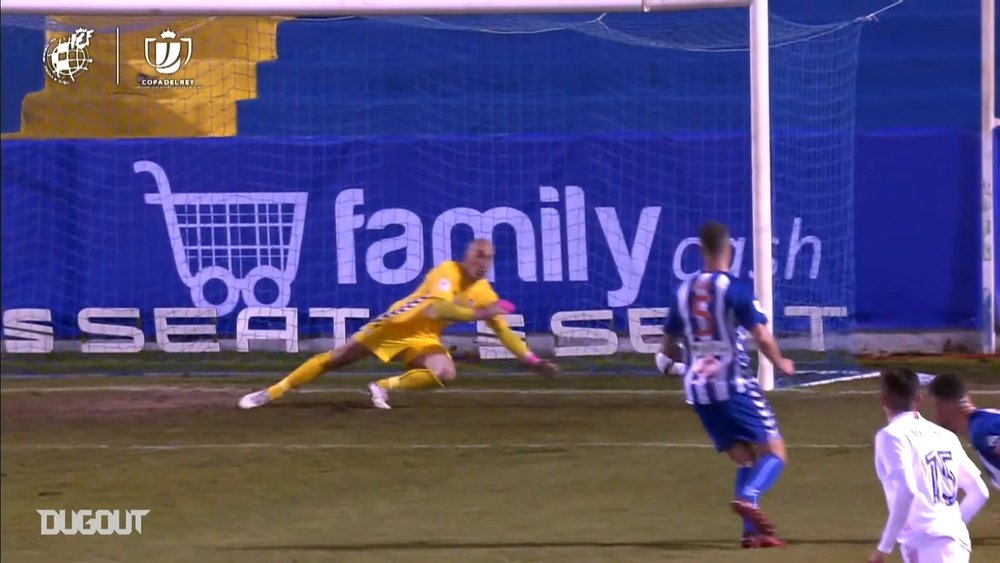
[376, 369, 443, 391]
[267, 352, 333, 399]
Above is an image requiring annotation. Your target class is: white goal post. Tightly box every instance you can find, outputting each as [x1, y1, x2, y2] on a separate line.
[0, 0, 779, 388]
[981, 0, 997, 355]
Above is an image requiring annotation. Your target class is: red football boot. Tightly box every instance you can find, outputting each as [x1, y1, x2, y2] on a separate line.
[731, 500, 776, 536]
[741, 533, 787, 549]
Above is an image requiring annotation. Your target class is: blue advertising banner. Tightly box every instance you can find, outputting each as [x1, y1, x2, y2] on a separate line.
[0, 130, 982, 349]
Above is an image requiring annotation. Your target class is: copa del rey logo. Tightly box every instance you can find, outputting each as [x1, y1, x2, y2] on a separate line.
[145, 29, 191, 75]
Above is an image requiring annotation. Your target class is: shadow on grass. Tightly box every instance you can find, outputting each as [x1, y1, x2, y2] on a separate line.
[221, 536, 922, 553]
[266, 399, 374, 411]
[223, 539, 736, 552]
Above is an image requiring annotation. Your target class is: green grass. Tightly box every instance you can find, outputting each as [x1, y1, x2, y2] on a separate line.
[3, 349, 997, 378]
[0, 350, 696, 376]
[1, 360, 998, 562]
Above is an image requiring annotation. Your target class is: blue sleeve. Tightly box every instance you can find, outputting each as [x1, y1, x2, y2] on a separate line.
[664, 290, 684, 337]
[970, 412, 1000, 469]
[730, 281, 768, 330]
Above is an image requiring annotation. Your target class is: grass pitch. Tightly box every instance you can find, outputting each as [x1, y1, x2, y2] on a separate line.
[1, 356, 998, 562]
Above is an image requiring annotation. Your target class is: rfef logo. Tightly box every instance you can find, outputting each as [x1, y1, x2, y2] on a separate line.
[42, 28, 94, 85]
[37, 509, 150, 536]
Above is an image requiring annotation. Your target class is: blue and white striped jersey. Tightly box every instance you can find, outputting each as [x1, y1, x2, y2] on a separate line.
[968, 408, 1000, 490]
[665, 271, 767, 405]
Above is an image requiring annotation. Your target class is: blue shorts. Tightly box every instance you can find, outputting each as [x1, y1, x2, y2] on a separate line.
[693, 389, 781, 452]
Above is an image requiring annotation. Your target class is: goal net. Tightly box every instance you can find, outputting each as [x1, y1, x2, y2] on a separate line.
[0, 9, 864, 385]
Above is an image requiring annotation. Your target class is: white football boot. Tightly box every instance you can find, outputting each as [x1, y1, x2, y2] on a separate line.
[368, 382, 391, 410]
[237, 389, 272, 410]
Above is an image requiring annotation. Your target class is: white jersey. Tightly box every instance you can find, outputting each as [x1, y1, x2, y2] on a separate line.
[874, 412, 981, 552]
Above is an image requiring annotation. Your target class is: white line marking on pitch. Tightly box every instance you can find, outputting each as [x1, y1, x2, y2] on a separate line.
[0, 385, 680, 395]
[2, 385, 998, 396]
[0, 441, 871, 452]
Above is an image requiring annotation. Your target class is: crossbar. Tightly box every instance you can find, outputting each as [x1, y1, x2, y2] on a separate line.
[0, 0, 750, 16]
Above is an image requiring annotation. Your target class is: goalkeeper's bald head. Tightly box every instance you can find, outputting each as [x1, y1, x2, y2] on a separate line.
[463, 239, 495, 280]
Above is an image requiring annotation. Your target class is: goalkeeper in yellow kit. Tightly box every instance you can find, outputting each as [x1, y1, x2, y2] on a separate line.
[238, 239, 559, 410]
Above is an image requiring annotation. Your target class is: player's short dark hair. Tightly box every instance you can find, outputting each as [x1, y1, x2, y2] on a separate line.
[699, 221, 730, 258]
[927, 373, 967, 402]
[880, 367, 921, 412]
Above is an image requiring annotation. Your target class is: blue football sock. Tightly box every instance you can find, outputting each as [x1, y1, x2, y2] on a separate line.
[740, 454, 785, 505]
[735, 466, 755, 534]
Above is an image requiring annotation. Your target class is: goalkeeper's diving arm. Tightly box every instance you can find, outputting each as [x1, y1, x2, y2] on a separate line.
[429, 299, 480, 322]
[428, 299, 553, 371]
[486, 315, 535, 364]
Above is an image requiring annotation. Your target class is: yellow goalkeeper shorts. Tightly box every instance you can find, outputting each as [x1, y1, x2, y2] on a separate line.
[353, 320, 450, 364]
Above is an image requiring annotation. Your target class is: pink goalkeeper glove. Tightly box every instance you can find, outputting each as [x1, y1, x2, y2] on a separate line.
[496, 299, 517, 314]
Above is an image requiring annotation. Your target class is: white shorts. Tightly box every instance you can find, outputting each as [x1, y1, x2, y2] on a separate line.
[900, 537, 970, 563]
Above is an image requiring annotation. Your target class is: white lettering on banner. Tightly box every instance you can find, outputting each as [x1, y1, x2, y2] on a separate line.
[783, 306, 847, 352]
[539, 187, 563, 282]
[2, 305, 845, 357]
[785, 218, 822, 280]
[674, 236, 759, 278]
[731, 237, 748, 276]
[672, 237, 701, 279]
[38, 509, 149, 536]
[673, 225, 820, 282]
[565, 186, 588, 282]
[302, 185, 828, 308]
[432, 207, 537, 282]
[595, 206, 661, 307]
[154, 308, 220, 353]
[335, 188, 365, 285]
[627, 307, 668, 354]
[236, 307, 298, 353]
[477, 315, 526, 359]
[2, 308, 54, 353]
[551, 310, 618, 357]
[309, 308, 370, 347]
[79, 308, 144, 353]
[365, 208, 424, 285]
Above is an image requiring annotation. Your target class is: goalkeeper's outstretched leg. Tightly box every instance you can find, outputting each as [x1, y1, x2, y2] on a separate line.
[367, 350, 456, 410]
[237, 340, 372, 409]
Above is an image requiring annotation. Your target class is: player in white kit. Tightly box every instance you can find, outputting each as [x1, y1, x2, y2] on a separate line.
[868, 368, 990, 563]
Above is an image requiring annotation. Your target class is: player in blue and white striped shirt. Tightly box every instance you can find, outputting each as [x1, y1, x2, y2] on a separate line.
[928, 374, 1000, 492]
[658, 221, 796, 548]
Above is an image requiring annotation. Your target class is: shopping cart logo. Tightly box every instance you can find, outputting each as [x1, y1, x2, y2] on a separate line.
[135, 161, 308, 316]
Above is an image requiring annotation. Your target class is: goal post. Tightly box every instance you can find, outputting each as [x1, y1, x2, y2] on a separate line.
[1, 0, 862, 388]
[749, 0, 774, 389]
[981, 0, 997, 355]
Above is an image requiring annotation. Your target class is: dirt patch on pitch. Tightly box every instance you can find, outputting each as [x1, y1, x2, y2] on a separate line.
[1, 388, 247, 423]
